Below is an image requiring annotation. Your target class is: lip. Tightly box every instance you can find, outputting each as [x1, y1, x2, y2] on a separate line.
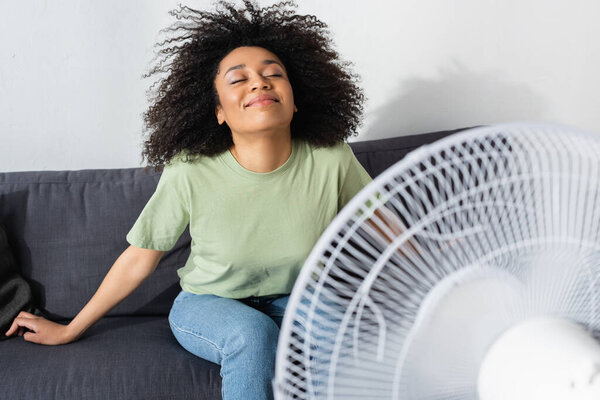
[246, 94, 279, 107]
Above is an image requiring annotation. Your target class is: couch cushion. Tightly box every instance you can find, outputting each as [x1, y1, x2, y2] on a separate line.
[0, 316, 221, 399]
[348, 126, 477, 178]
[0, 168, 192, 320]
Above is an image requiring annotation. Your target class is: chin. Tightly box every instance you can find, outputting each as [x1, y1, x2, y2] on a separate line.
[244, 117, 293, 132]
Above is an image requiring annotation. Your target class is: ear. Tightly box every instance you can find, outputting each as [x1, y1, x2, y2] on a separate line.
[215, 105, 225, 125]
[294, 105, 298, 112]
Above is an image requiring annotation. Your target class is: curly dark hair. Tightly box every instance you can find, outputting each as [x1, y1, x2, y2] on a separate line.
[140, 0, 365, 171]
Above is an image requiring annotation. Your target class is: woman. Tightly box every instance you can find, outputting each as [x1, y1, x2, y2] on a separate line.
[5, 1, 378, 399]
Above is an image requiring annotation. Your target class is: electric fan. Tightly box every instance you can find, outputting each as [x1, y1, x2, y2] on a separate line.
[273, 122, 600, 400]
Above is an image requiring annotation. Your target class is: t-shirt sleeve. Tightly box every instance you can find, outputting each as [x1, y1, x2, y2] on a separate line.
[126, 161, 190, 251]
[337, 143, 375, 212]
[337, 143, 385, 218]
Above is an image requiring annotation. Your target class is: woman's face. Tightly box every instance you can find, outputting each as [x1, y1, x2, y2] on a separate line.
[214, 46, 296, 137]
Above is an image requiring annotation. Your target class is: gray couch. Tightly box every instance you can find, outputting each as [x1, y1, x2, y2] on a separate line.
[0, 127, 470, 399]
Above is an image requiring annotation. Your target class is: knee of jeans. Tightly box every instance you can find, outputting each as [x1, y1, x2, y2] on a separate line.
[168, 306, 188, 334]
[168, 305, 177, 327]
[224, 314, 280, 356]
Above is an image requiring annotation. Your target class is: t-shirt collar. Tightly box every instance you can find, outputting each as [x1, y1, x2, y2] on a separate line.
[218, 138, 298, 181]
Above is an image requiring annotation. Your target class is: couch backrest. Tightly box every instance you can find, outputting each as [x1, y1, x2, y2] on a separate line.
[0, 127, 469, 320]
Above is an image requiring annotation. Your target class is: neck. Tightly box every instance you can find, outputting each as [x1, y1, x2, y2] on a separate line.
[229, 130, 292, 173]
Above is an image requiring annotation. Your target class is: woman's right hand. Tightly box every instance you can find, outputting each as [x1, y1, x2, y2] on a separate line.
[4, 311, 77, 345]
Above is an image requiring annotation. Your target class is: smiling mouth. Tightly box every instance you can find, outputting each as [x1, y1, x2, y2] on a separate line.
[247, 99, 279, 107]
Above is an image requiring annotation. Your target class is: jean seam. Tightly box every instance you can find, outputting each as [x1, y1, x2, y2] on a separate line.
[169, 321, 226, 355]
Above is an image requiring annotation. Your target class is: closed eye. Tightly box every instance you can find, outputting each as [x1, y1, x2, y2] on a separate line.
[230, 74, 283, 85]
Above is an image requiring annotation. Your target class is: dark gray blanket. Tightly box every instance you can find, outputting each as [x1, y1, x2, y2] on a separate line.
[0, 222, 47, 340]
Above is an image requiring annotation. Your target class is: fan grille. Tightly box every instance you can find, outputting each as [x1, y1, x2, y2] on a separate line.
[274, 123, 600, 399]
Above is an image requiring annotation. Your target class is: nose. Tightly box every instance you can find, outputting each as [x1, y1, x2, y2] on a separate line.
[249, 74, 271, 91]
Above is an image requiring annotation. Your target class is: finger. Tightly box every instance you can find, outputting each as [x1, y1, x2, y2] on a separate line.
[6, 314, 36, 336]
[19, 311, 36, 318]
[5, 319, 22, 336]
[5, 321, 16, 336]
[13, 317, 37, 333]
[23, 331, 39, 343]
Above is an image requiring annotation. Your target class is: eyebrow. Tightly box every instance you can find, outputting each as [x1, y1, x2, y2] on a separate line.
[224, 59, 284, 76]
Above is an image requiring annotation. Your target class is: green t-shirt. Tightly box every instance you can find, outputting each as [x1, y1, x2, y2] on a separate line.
[126, 138, 374, 298]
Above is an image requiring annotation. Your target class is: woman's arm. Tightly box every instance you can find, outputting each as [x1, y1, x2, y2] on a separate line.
[365, 207, 461, 258]
[5, 245, 164, 345]
[66, 245, 165, 340]
[364, 207, 419, 256]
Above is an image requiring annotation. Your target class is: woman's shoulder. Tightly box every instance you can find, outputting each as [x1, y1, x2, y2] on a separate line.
[165, 148, 215, 169]
[170, 148, 200, 163]
[306, 140, 354, 162]
[158, 150, 205, 182]
[306, 139, 349, 152]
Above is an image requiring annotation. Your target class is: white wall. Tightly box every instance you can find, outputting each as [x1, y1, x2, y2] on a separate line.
[1, 0, 599, 172]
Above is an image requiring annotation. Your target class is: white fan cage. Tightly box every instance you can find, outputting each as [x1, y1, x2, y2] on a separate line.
[273, 122, 600, 400]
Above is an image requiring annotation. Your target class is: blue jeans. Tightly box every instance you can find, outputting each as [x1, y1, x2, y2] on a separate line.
[168, 290, 290, 400]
